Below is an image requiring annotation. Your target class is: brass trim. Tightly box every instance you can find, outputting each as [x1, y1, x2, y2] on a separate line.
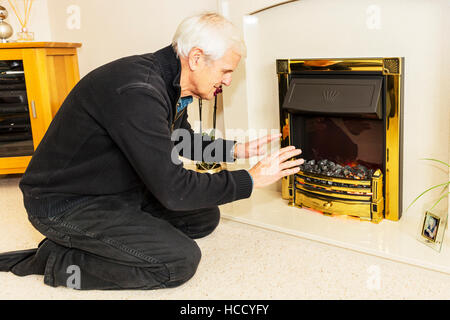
[287, 113, 292, 148]
[295, 183, 372, 201]
[281, 175, 291, 200]
[295, 190, 372, 218]
[297, 171, 372, 186]
[196, 167, 222, 174]
[296, 176, 372, 193]
[371, 169, 383, 201]
[287, 58, 385, 73]
[382, 58, 401, 75]
[276, 59, 289, 74]
[280, 72, 294, 202]
[294, 167, 384, 222]
[195, 162, 223, 174]
[384, 72, 402, 220]
[371, 198, 384, 223]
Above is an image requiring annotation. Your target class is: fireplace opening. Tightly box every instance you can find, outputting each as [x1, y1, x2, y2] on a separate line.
[294, 116, 384, 177]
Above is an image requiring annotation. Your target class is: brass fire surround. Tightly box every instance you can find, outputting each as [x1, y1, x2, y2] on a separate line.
[277, 58, 403, 222]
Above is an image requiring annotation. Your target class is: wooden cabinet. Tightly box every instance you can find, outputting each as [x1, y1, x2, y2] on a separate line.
[0, 42, 81, 174]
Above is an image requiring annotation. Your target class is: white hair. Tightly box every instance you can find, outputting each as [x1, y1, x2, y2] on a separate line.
[172, 12, 246, 61]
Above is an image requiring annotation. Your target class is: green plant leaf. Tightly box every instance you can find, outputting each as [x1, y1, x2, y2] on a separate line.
[406, 181, 450, 212]
[407, 158, 450, 212]
[421, 158, 450, 168]
[438, 183, 449, 196]
[429, 192, 450, 211]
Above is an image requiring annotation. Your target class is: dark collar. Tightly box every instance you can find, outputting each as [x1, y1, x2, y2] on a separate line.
[153, 45, 182, 107]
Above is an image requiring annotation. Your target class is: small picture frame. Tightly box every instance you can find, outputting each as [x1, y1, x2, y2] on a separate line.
[422, 212, 440, 242]
[418, 210, 448, 252]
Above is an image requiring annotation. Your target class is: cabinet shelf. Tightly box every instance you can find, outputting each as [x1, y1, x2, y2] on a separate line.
[0, 42, 81, 174]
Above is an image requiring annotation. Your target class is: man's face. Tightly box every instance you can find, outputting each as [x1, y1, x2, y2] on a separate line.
[190, 48, 241, 100]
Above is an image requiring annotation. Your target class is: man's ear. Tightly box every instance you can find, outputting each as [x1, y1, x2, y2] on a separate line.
[188, 47, 204, 71]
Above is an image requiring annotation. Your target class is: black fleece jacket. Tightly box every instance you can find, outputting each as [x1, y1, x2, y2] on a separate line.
[19, 45, 253, 217]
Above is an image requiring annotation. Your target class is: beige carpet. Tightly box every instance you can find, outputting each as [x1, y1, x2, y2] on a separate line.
[1, 174, 450, 299]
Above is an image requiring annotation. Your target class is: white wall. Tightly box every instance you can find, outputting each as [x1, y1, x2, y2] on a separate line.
[217, 0, 292, 140]
[46, 0, 217, 76]
[222, 0, 450, 218]
[45, 0, 222, 136]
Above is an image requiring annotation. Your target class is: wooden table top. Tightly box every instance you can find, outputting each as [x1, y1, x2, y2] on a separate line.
[0, 42, 82, 49]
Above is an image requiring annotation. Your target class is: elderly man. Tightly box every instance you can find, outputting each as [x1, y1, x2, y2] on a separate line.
[0, 13, 302, 290]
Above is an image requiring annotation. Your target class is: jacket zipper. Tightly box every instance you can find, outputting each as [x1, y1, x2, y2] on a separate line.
[170, 92, 182, 133]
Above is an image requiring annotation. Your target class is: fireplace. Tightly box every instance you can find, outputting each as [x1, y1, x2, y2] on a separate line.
[277, 58, 404, 223]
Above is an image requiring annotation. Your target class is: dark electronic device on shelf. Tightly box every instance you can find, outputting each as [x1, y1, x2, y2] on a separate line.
[0, 60, 33, 158]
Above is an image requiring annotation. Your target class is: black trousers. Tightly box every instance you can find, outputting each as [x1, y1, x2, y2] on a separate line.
[5, 188, 220, 290]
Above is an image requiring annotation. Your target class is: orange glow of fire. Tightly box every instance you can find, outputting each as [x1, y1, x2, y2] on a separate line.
[344, 161, 359, 168]
[304, 207, 361, 221]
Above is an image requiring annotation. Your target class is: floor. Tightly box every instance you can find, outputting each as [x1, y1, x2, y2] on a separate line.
[1, 174, 450, 299]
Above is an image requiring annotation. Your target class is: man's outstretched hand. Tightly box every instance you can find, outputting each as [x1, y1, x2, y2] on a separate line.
[234, 133, 282, 159]
[248, 146, 304, 188]
[232, 133, 303, 188]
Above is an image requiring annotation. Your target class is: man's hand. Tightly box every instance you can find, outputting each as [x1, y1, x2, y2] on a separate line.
[234, 133, 281, 159]
[248, 146, 304, 188]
